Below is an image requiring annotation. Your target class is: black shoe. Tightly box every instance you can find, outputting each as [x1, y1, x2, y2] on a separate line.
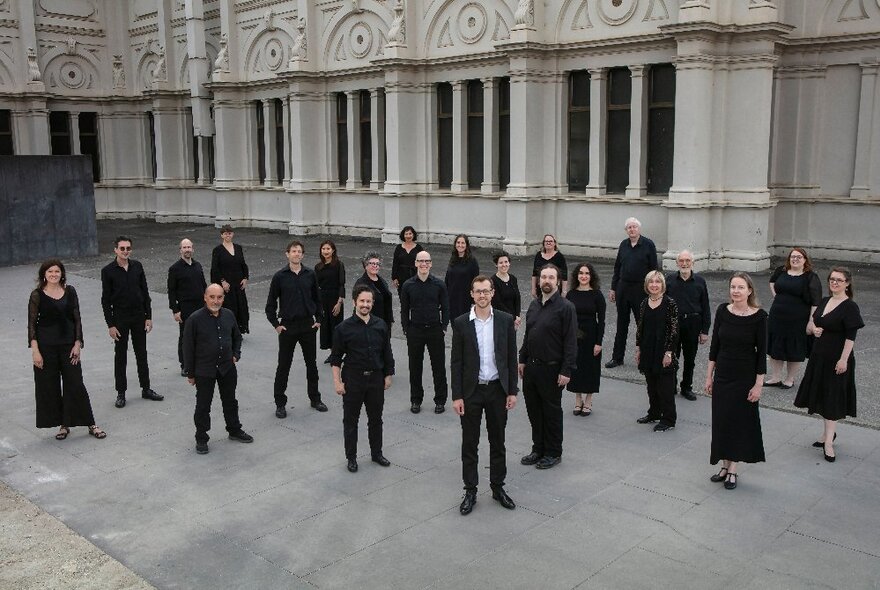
[605, 359, 622, 369]
[536, 456, 561, 470]
[492, 488, 516, 510]
[763, 380, 782, 388]
[710, 467, 729, 483]
[275, 406, 287, 419]
[347, 458, 358, 472]
[824, 446, 836, 463]
[195, 442, 209, 454]
[459, 491, 477, 515]
[141, 388, 164, 401]
[323, 354, 332, 364]
[180, 369, 187, 377]
[228, 430, 254, 443]
[812, 433, 837, 448]
[653, 423, 675, 432]
[434, 404, 445, 414]
[311, 400, 328, 412]
[636, 415, 659, 424]
[680, 389, 697, 401]
[372, 454, 391, 467]
[724, 473, 737, 490]
[114, 394, 126, 408]
[411, 403, 421, 414]
[520, 452, 542, 465]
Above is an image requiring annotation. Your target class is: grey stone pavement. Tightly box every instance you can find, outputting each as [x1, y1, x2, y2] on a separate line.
[1, 219, 879, 589]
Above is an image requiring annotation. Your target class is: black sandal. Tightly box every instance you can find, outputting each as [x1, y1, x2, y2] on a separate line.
[573, 405, 583, 416]
[724, 473, 738, 490]
[710, 467, 728, 482]
[88, 426, 107, 439]
[55, 426, 69, 440]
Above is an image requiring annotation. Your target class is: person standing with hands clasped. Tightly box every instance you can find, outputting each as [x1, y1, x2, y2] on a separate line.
[168, 238, 207, 377]
[331, 285, 395, 473]
[452, 276, 518, 515]
[665, 250, 710, 401]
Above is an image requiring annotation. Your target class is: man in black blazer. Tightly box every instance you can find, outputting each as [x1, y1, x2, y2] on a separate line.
[451, 275, 518, 515]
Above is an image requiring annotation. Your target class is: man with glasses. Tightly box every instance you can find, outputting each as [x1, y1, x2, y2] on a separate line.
[400, 250, 450, 414]
[101, 235, 163, 408]
[666, 250, 710, 401]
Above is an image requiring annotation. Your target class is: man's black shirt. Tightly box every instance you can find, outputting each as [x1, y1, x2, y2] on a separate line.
[666, 271, 711, 334]
[183, 307, 242, 378]
[611, 236, 658, 290]
[399, 274, 450, 333]
[167, 259, 207, 313]
[265, 265, 323, 327]
[101, 258, 152, 326]
[518, 290, 578, 377]
[330, 314, 395, 376]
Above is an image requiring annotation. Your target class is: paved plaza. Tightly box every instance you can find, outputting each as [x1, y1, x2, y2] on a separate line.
[2, 220, 880, 589]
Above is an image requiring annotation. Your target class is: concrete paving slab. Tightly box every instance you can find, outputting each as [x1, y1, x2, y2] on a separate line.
[579, 546, 725, 589]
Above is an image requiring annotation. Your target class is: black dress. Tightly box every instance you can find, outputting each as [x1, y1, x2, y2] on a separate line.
[315, 260, 346, 350]
[532, 251, 568, 284]
[391, 243, 423, 291]
[709, 304, 767, 465]
[794, 298, 864, 420]
[28, 287, 96, 428]
[445, 256, 480, 320]
[491, 273, 521, 318]
[211, 243, 250, 333]
[566, 289, 606, 393]
[768, 270, 821, 361]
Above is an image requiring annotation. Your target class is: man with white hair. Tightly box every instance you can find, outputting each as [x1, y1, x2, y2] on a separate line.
[665, 250, 710, 400]
[607, 218, 658, 368]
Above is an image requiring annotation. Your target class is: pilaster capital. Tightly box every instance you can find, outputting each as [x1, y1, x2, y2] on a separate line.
[628, 64, 647, 77]
[587, 68, 606, 80]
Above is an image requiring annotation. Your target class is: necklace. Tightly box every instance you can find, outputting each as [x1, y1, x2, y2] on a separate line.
[730, 305, 750, 316]
[649, 295, 662, 302]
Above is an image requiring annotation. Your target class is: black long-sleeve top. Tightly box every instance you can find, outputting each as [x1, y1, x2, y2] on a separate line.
[329, 314, 395, 376]
[28, 286, 84, 347]
[265, 265, 323, 327]
[183, 307, 242, 378]
[636, 296, 680, 373]
[709, 304, 768, 375]
[101, 259, 152, 326]
[210, 243, 249, 284]
[315, 260, 346, 299]
[491, 273, 522, 318]
[167, 259, 207, 313]
[354, 272, 394, 325]
[445, 256, 480, 320]
[665, 271, 711, 334]
[391, 243, 424, 286]
[518, 291, 579, 377]
[532, 251, 568, 280]
[611, 236, 658, 290]
[399, 274, 449, 333]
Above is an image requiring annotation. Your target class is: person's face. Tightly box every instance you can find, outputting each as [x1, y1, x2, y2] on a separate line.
[455, 237, 467, 255]
[355, 291, 374, 317]
[320, 244, 333, 261]
[496, 256, 510, 273]
[44, 265, 62, 285]
[415, 254, 432, 273]
[539, 269, 558, 294]
[204, 286, 225, 313]
[366, 258, 381, 276]
[625, 222, 640, 240]
[676, 255, 693, 272]
[789, 250, 805, 270]
[470, 280, 494, 309]
[577, 266, 591, 287]
[115, 241, 132, 260]
[403, 230, 414, 242]
[286, 245, 304, 265]
[180, 240, 193, 260]
[543, 236, 556, 252]
[730, 277, 751, 303]
[828, 273, 849, 295]
[647, 276, 664, 296]
[221, 230, 233, 243]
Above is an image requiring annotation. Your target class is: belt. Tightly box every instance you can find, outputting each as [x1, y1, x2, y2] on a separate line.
[528, 359, 560, 366]
[345, 368, 378, 376]
[477, 378, 500, 386]
[680, 312, 702, 319]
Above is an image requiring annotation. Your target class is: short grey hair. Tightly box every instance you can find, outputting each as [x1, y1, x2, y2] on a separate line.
[624, 217, 641, 229]
[677, 249, 694, 261]
[362, 250, 382, 268]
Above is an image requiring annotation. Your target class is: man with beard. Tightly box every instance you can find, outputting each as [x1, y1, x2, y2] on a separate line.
[168, 238, 207, 376]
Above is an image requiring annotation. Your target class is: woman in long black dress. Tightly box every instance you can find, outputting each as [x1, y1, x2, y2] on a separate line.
[794, 267, 864, 463]
[766, 247, 821, 388]
[211, 224, 250, 333]
[705, 272, 767, 490]
[315, 239, 345, 363]
[635, 271, 679, 432]
[490, 251, 522, 329]
[531, 234, 568, 297]
[566, 262, 605, 417]
[354, 251, 394, 326]
[391, 226, 423, 293]
[29, 260, 106, 441]
[445, 234, 479, 320]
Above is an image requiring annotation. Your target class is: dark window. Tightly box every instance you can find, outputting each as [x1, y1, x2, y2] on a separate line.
[380, 88, 387, 183]
[647, 64, 675, 194]
[606, 68, 631, 194]
[437, 82, 452, 189]
[189, 108, 199, 182]
[204, 136, 215, 183]
[467, 80, 484, 190]
[255, 101, 265, 184]
[336, 93, 348, 186]
[0, 110, 14, 155]
[360, 90, 372, 187]
[274, 98, 285, 183]
[568, 70, 590, 192]
[78, 112, 100, 182]
[146, 111, 157, 181]
[498, 77, 510, 191]
[49, 111, 71, 155]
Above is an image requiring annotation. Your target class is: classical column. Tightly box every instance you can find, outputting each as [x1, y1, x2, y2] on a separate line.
[626, 65, 648, 197]
[288, 82, 332, 192]
[850, 60, 880, 199]
[214, 97, 255, 189]
[281, 96, 291, 185]
[585, 68, 607, 196]
[451, 80, 468, 192]
[152, 100, 190, 188]
[482, 77, 499, 194]
[262, 99, 278, 185]
[346, 90, 361, 190]
[67, 112, 81, 155]
[370, 87, 385, 191]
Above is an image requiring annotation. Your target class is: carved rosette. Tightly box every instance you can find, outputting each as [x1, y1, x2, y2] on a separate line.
[596, 0, 639, 26]
[457, 3, 488, 44]
[349, 22, 373, 58]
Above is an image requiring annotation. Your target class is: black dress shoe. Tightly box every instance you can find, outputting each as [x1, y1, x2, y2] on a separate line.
[114, 394, 126, 408]
[824, 446, 836, 462]
[605, 359, 622, 369]
[275, 406, 287, 419]
[710, 467, 729, 483]
[636, 415, 659, 424]
[459, 491, 477, 515]
[653, 423, 675, 432]
[536, 456, 561, 469]
[520, 452, 542, 465]
[372, 454, 391, 467]
[434, 404, 445, 414]
[141, 388, 164, 401]
[180, 369, 187, 377]
[724, 473, 737, 490]
[347, 458, 358, 472]
[492, 488, 516, 510]
[680, 389, 697, 401]
[812, 433, 837, 448]
[228, 430, 254, 443]
[311, 400, 329, 412]
[195, 442, 209, 454]
[410, 403, 421, 414]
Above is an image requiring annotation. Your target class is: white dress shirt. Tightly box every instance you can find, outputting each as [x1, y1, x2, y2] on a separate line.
[470, 305, 499, 382]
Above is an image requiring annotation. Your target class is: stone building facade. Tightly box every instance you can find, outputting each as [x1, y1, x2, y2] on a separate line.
[0, 0, 878, 270]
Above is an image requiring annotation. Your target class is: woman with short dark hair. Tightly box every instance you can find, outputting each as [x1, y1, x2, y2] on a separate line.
[211, 225, 250, 333]
[391, 226, 423, 293]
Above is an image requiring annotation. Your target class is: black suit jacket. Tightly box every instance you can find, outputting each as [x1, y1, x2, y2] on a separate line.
[451, 309, 518, 400]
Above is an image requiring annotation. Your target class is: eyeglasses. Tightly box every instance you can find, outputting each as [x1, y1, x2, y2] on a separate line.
[118, 246, 132, 251]
[367, 261, 381, 267]
[828, 277, 847, 283]
[789, 255, 804, 260]
[416, 259, 432, 264]
[472, 289, 493, 295]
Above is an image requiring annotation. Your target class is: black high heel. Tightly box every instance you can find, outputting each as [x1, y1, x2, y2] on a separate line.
[824, 444, 836, 463]
[812, 432, 837, 448]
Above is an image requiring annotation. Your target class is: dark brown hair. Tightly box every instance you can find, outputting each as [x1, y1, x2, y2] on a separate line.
[828, 267, 854, 299]
[36, 259, 66, 288]
[286, 240, 304, 253]
[449, 234, 473, 266]
[784, 247, 812, 273]
[571, 262, 600, 291]
[316, 239, 339, 269]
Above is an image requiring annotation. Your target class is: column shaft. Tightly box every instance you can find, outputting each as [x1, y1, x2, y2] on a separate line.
[346, 90, 361, 190]
[626, 65, 648, 197]
[451, 81, 467, 192]
[482, 78, 499, 193]
[586, 68, 607, 196]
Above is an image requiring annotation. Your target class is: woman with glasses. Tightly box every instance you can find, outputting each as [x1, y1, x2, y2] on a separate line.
[531, 234, 568, 297]
[354, 251, 393, 326]
[794, 268, 864, 462]
[765, 247, 821, 388]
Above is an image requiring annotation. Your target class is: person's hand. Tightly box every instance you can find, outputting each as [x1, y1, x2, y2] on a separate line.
[69, 341, 81, 366]
[609, 290, 616, 303]
[311, 322, 320, 330]
[662, 352, 672, 368]
[514, 316, 522, 330]
[518, 363, 525, 378]
[335, 380, 346, 395]
[145, 319, 152, 333]
[221, 280, 230, 293]
[32, 349, 43, 369]
[239, 278, 248, 290]
[699, 333, 708, 345]
[704, 377, 713, 396]
[275, 325, 286, 334]
[188, 377, 195, 386]
[232, 356, 238, 364]
[747, 383, 762, 403]
[593, 345, 602, 357]
[452, 399, 465, 415]
[835, 359, 848, 374]
[173, 311, 182, 324]
[557, 374, 570, 387]
[505, 395, 517, 410]
[813, 326, 824, 338]
[392, 279, 399, 289]
[108, 326, 120, 341]
[384, 376, 392, 390]
[332, 301, 342, 317]
[635, 348, 641, 365]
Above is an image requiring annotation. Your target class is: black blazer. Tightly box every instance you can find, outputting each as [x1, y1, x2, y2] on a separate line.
[451, 309, 518, 400]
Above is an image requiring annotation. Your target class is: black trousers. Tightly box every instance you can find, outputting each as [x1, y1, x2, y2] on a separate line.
[176, 302, 201, 369]
[342, 369, 384, 459]
[522, 362, 564, 457]
[406, 324, 448, 405]
[612, 281, 645, 363]
[319, 291, 342, 350]
[194, 366, 242, 444]
[113, 314, 150, 394]
[460, 381, 508, 492]
[273, 320, 320, 408]
[645, 371, 677, 426]
[676, 315, 701, 393]
[34, 343, 96, 428]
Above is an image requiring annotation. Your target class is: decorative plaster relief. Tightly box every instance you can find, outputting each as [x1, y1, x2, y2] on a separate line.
[334, 36, 348, 60]
[572, 1, 594, 30]
[493, 11, 510, 40]
[247, 28, 295, 77]
[27, 47, 42, 82]
[387, 0, 406, 46]
[437, 20, 454, 47]
[132, 0, 156, 19]
[112, 54, 125, 89]
[838, 0, 869, 21]
[349, 21, 373, 57]
[291, 18, 307, 62]
[457, 3, 487, 44]
[0, 0, 9, 13]
[514, 0, 534, 27]
[596, 0, 639, 26]
[643, 0, 669, 21]
[38, 0, 97, 20]
[214, 33, 230, 72]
